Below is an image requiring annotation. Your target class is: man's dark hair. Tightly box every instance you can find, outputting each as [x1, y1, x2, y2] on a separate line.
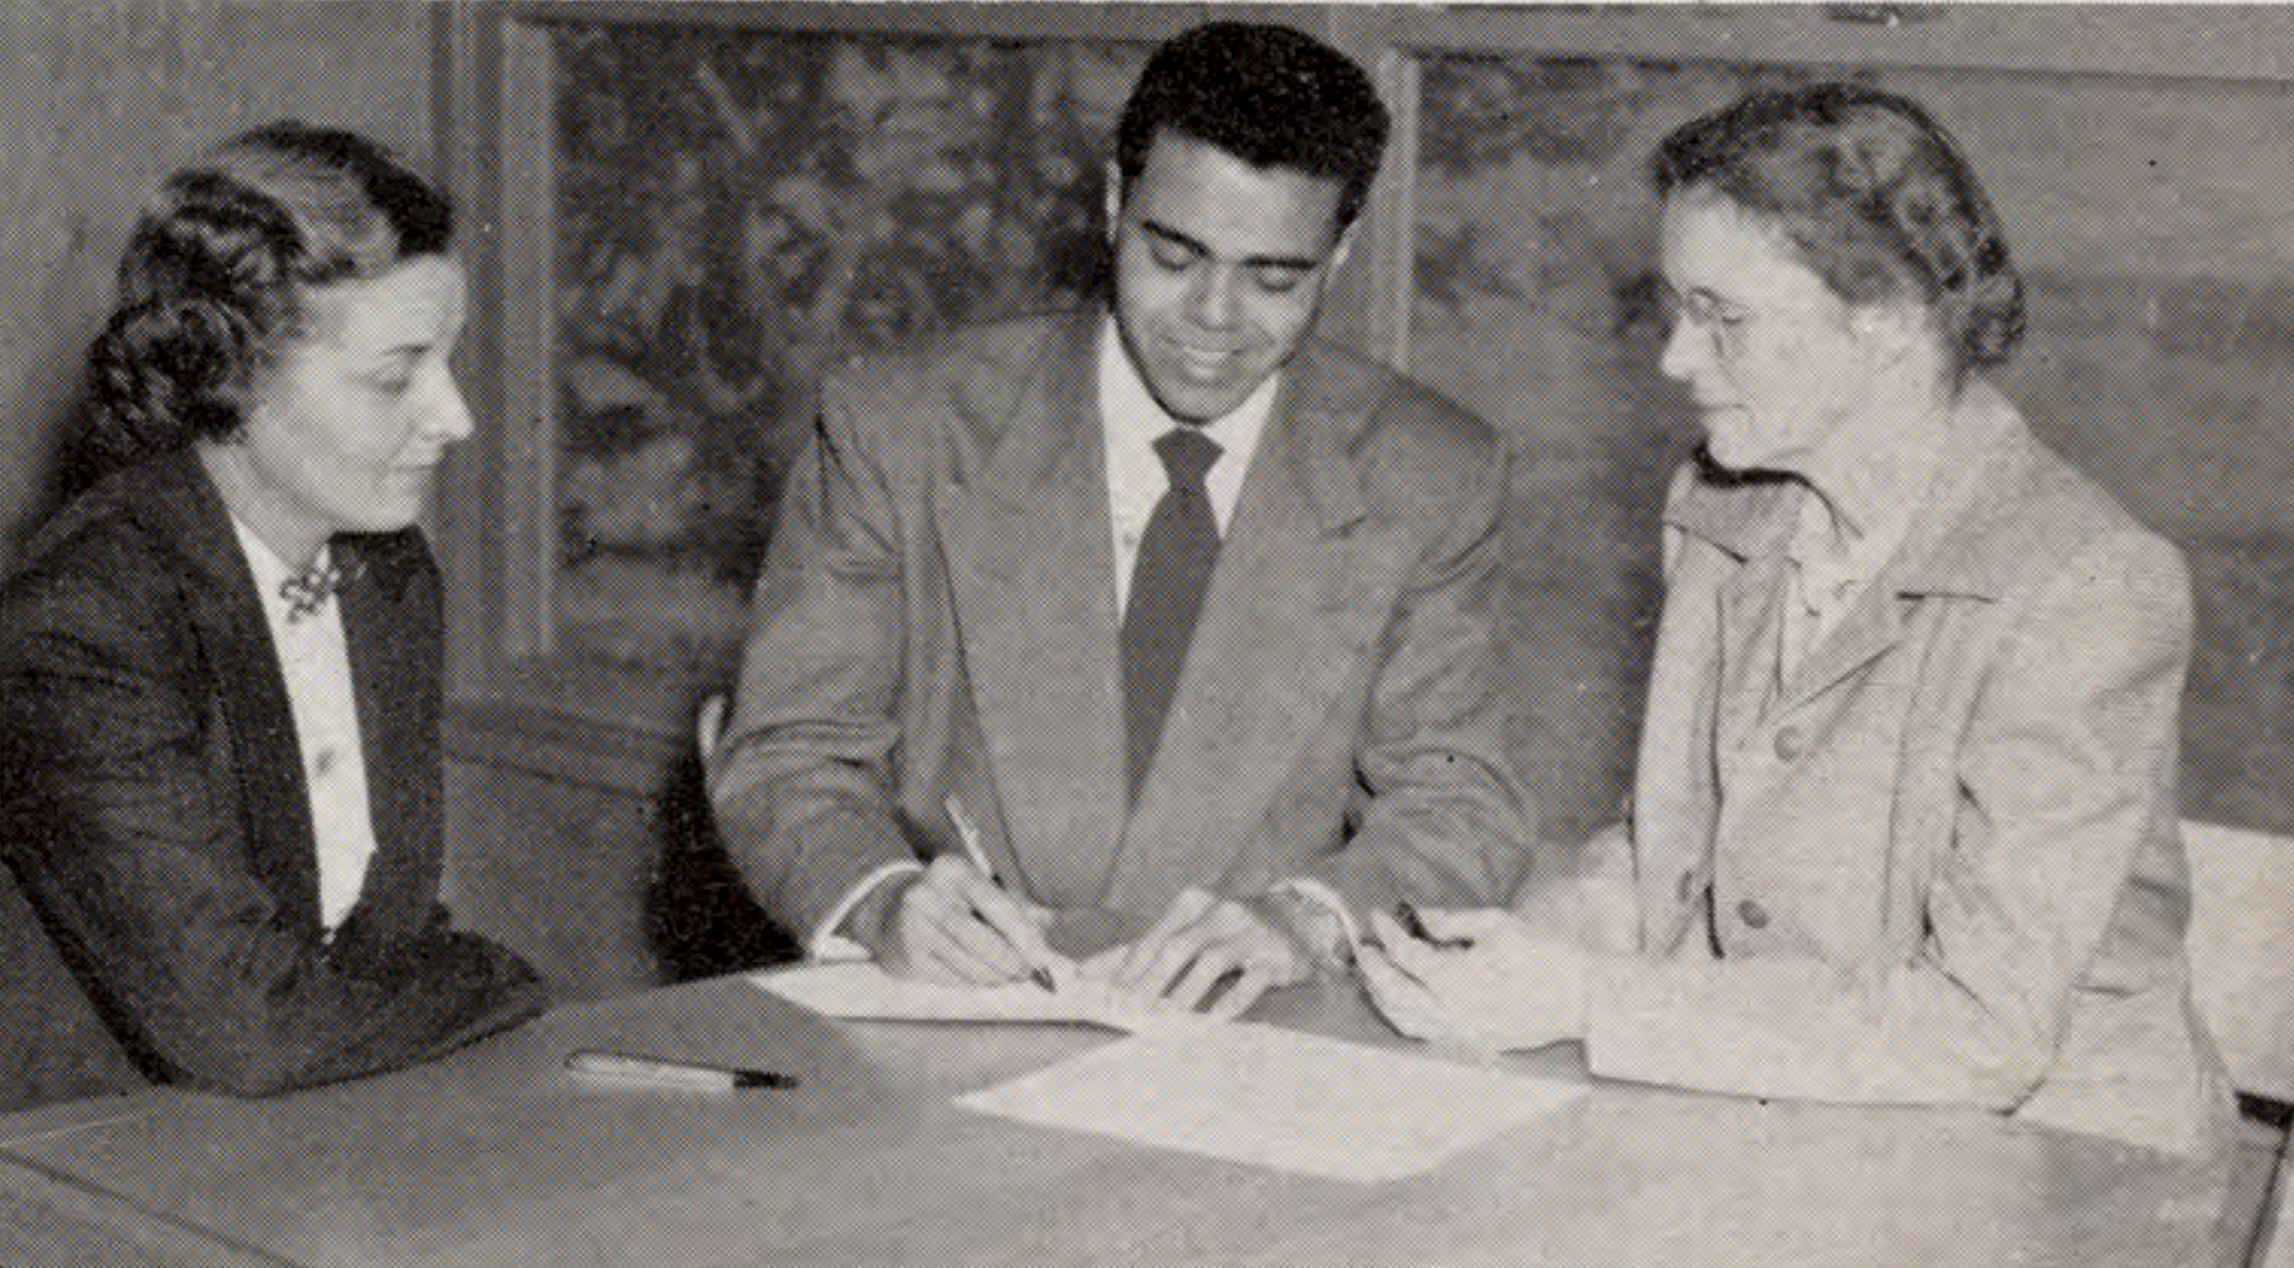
[1115, 22, 1390, 232]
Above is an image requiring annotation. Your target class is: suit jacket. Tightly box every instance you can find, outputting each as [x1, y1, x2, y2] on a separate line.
[0, 453, 546, 1101]
[1521, 383, 2235, 1158]
[711, 313, 1534, 940]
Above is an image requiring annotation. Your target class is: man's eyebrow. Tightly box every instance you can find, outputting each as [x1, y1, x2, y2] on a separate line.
[1138, 219, 1323, 272]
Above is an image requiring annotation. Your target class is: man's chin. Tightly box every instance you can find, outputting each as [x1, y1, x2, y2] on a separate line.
[1147, 379, 1254, 426]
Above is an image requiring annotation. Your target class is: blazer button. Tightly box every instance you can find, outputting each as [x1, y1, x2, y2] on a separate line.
[1737, 899, 1770, 930]
[1773, 727, 1806, 761]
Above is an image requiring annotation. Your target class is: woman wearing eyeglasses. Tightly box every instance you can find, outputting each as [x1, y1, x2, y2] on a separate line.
[0, 123, 544, 1103]
[1363, 83, 2233, 1159]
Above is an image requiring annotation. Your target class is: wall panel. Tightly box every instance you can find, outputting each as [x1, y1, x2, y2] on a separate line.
[0, 1, 433, 571]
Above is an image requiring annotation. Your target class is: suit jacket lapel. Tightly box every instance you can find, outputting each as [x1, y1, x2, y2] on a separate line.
[939, 317, 1129, 906]
[333, 530, 442, 946]
[1104, 344, 1378, 915]
[136, 457, 322, 928]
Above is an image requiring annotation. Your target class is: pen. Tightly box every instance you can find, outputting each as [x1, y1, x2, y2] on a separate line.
[565, 1049, 797, 1091]
[944, 795, 1060, 994]
[1394, 901, 1474, 950]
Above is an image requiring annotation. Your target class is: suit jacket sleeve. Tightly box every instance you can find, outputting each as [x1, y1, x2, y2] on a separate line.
[1, 534, 545, 1097]
[1583, 528, 2192, 1109]
[1294, 429, 1536, 913]
[708, 365, 921, 939]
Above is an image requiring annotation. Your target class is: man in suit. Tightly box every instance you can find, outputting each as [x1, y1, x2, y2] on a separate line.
[710, 22, 1533, 1015]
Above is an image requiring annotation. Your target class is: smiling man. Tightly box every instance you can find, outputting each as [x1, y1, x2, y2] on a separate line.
[710, 22, 1534, 1016]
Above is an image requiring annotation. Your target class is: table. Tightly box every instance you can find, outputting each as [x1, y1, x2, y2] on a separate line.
[0, 974, 2240, 1267]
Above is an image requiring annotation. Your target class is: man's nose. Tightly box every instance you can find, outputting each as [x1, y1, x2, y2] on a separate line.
[1185, 266, 1239, 329]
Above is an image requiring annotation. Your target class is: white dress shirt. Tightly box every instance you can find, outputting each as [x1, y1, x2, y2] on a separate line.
[232, 519, 378, 933]
[1096, 316, 1277, 615]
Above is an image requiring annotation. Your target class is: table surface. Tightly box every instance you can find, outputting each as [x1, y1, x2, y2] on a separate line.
[0, 972, 2242, 1268]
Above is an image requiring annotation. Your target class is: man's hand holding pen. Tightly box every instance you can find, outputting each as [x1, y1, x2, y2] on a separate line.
[865, 797, 1323, 1017]
[864, 854, 1068, 990]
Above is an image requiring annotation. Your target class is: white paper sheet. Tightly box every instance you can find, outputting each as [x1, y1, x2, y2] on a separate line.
[955, 1021, 1587, 1182]
[751, 961, 1173, 1030]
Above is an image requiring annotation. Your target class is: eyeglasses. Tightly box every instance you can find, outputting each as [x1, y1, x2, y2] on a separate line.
[1656, 280, 1760, 360]
[1659, 282, 1754, 333]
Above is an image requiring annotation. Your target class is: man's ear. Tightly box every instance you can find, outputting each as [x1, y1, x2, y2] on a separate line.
[1328, 223, 1356, 278]
[1103, 160, 1124, 246]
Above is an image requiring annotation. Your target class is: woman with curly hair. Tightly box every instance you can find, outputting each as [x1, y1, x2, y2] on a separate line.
[0, 122, 544, 1102]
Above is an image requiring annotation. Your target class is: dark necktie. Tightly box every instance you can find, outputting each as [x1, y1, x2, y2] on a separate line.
[1122, 426, 1224, 799]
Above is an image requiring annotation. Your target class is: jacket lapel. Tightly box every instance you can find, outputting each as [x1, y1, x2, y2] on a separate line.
[332, 530, 442, 946]
[1776, 566, 1908, 712]
[1715, 553, 1790, 747]
[1103, 344, 1379, 915]
[1777, 386, 2031, 713]
[1689, 479, 1930, 728]
[1670, 471, 1797, 753]
[135, 457, 322, 929]
[938, 317, 1130, 906]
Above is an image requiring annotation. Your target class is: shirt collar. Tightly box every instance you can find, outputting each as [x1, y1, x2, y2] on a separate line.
[1795, 418, 1947, 568]
[1096, 315, 1280, 469]
[230, 516, 334, 632]
[1787, 465, 1929, 592]
[1672, 380, 2037, 604]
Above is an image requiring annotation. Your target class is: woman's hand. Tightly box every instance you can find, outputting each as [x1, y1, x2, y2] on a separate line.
[1358, 907, 1591, 1054]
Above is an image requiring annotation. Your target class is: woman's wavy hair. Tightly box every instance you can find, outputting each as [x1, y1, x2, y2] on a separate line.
[81, 122, 452, 474]
[1653, 82, 2025, 379]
